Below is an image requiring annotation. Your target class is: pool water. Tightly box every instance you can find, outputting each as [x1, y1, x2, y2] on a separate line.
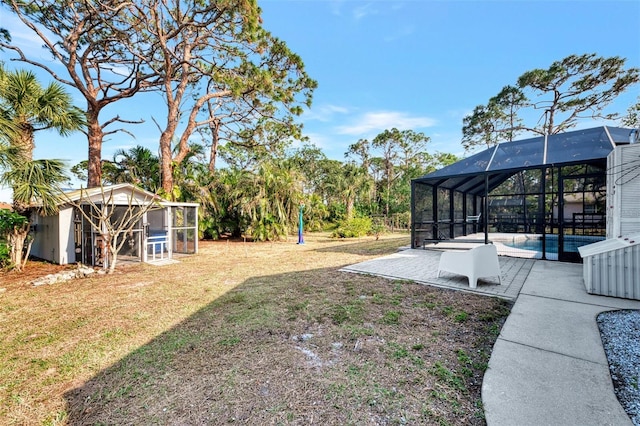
[510, 238, 559, 253]
[505, 235, 604, 254]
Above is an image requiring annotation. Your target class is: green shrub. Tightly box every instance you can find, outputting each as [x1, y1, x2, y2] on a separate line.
[0, 242, 12, 269]
[0, 209, 27, 270]
[198, 215, 219, 240]
[370, 221, 386, 240]
[331, 217, 372, 238]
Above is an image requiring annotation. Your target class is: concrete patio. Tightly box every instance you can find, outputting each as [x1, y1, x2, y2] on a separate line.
[340, 247, 534, 301]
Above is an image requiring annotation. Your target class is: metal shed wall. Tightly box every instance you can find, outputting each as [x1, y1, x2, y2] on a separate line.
[579, 236, 640, 300]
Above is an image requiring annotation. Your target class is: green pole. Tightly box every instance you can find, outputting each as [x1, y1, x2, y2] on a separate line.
[297, 203, 305, 244]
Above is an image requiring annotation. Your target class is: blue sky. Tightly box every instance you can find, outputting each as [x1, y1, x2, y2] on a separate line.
[1, 0, 639, 201]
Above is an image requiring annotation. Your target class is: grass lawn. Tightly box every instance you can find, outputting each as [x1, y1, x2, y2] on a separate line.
[0, 233, 511, 425]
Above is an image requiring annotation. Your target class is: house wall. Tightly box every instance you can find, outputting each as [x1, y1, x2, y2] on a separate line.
[608, 143, 640, 238]
[31, 208, 76, 265]
[58, 208, 75, 265]
[559, 202, 584, 219]
[31, 213, 60, 263]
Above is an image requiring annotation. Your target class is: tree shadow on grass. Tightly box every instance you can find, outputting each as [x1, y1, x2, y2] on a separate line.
[64, 265, 509, 425]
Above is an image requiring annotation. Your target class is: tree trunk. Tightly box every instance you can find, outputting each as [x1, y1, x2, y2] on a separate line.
[386, 171, 391, 217]
[87, 106, 104, 188]
[16, 125, 35, 161]
[346, 197, 354, 221]
[10, 202, 33, 273]
[159, 133, 174, 197]
[108, 243, 118, 274]
[100, 233, 110, 272]
[208, 120, 220, 173]
[22, 237, 33, 270]
[8, 225, 29, 272]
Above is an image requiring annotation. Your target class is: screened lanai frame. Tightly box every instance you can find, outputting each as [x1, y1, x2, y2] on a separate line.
[411, 126, 634, 262]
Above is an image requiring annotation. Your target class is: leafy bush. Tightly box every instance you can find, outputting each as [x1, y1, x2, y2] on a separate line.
[371, 217, 387, 240]
[0, 209, 28, 270]
[247, 214, 289, 242]
[0, 242, 12, 269]
[327, 202, 346, 222]
[331, 217, 372, 238]
[303, 194, 329, 232]
[0, 209, 28, 234]
[198, 215, 219, 240]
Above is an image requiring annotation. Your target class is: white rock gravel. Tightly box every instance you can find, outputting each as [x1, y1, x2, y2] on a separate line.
[598, 309, 640, 426]
[31, 265, 99, 286]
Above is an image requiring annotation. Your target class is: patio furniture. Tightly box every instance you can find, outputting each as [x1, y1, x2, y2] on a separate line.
[467, 213, 481, 222]
[437, 244, 502, 288]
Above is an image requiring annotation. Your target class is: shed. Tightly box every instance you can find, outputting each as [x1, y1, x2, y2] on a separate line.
[578, 234, 640, 300]
[30, 183, 199, 266]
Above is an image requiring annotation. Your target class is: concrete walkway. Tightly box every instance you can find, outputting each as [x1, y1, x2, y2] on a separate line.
[341, 249, 640, 425]
[482, 260, 640, 426]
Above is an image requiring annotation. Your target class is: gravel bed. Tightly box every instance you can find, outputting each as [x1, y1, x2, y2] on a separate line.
[598, 309, 640, 425]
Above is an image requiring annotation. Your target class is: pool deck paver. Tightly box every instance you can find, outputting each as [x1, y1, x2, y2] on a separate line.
[340, 248, 534, 301]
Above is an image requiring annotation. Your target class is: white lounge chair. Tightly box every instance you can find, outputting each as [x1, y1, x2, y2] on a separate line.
[437, 244, 502, 288]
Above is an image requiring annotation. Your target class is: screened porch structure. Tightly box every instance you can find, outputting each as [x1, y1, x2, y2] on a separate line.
[411, 126, 634, 262]
[30, 183, 199, 267]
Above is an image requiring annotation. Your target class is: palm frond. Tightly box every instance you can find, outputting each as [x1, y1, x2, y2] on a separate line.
[2, 159, 68, 216]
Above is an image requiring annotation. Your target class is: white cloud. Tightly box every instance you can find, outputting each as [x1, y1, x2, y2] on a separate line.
[328, 0, 344, 16]
[298, 131, 354, 160]
[383, 25, 415, 42]
[2, 15, 57, 61]
[303, 104, 350, 122]
[336, 111, 437, 135]
[301, 131, 333, 150]
[353, 3, 377, 20]
[8, 27, 43, 46]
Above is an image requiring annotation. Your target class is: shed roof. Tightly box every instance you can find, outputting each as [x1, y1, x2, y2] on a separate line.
[62, 183, 157, 203]
[413, 126, 632, 195]
[61, 183, 198, 207]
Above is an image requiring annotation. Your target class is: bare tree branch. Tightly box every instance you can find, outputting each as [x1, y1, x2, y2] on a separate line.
[67, 185, 161, 272]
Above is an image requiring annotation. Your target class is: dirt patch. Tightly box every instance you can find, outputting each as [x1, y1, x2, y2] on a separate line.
[0, 261, 72, 290]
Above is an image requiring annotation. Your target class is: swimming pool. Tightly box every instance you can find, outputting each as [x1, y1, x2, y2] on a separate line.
[504, 235, 604, 254]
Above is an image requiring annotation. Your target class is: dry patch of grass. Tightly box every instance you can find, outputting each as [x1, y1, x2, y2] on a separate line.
[0, 233, 511, 425]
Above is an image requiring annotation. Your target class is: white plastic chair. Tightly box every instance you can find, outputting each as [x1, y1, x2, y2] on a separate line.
[437, 244, 502, 288]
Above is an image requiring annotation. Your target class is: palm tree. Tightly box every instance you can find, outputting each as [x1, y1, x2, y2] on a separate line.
[0, 66, 19, 167]
[110, 145, 160, 192]
[331, 163, 372, 221]
[1, 160, 68, 270]
[170, 143, 207, 202]
[0, 66, 85, 270]
[0, 68, 85, 161]
[214, 167, 254, 238]
[233, 160, 304, 241]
